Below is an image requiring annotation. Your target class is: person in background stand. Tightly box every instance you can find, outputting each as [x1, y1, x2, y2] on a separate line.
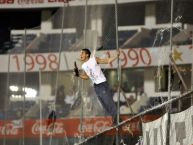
[56, 85, 66, 107]
[74, 48, 120, 124]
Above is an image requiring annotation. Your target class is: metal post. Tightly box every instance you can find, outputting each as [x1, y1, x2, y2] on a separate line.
[166, 0, 174, 144]
[39, 70, 43, 145]
[3, 51, 11, 145]
[79, 0, 88, 142]
[191, 30, 193, 106]
[114, 0, 121, 145]
[22, 28, 27, 145]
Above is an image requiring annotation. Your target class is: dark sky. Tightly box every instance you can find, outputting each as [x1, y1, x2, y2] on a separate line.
[0, 9, 41, 29]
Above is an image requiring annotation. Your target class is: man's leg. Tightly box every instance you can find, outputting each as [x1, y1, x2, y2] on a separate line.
[94, 82, 117, 119]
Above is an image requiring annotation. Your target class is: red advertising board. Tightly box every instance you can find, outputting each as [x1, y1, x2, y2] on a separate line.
[0, 115, 160, 138]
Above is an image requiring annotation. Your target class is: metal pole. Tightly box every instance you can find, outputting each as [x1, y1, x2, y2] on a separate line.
[55, 2, 66, 112]
[166, 0, 174, 144]
[84, 0, 88, 48]
[114, 0, 121, 145]
[22, 28, 27, 145]
[191, 30, 193, 106]
[79, 0, 88, 142]
[48, 3, 67, 145]
[3, 51, 11, 145]
[39, 70, 43, 145]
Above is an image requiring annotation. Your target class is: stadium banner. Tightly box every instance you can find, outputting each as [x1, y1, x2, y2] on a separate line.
[1, 117, 112, 138]
[0, 115, 158, 138]
[0, 44, 192, 72]
[142, 106, 193, 145]
[170, 106, 193, 145]
[142, 113, 168, 145]
[0, 0, 161, 9]
[0, 0, 71, 9]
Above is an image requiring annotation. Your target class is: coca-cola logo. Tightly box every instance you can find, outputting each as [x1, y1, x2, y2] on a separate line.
[122, 121, 140, 132]
[0, 123, 19, 135]
[32, 121, 64, 135]
[78, 120, 110, 133]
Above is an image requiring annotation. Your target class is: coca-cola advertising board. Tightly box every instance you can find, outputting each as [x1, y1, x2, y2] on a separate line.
[0, 115, 160, 138]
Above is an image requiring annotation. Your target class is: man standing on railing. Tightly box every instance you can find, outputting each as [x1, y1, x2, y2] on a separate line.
[74, 48, 120, 124]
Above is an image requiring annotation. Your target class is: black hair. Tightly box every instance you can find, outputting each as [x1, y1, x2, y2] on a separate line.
[82, 48, 91, 58]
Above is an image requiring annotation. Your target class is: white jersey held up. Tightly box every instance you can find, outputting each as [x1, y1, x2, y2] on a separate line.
[82, 57, 106, 84]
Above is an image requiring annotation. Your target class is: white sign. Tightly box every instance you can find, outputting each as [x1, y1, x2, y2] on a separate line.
[142, 113, 168, 145]
[142, 106, 193, 145]
[0, 45, 193, 72]
[170, 106, 193, 145]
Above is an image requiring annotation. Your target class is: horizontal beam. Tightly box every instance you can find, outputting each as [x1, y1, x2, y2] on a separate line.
[69, 0, 159, 6]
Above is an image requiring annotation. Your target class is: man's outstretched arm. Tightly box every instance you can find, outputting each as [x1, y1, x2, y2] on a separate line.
[96, 49, 120, 64]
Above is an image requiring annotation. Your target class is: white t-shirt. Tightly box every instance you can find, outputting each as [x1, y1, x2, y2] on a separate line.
[82, 57, 106, 84]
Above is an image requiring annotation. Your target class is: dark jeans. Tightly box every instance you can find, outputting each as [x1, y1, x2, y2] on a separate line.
[94, 81, 117, 119]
